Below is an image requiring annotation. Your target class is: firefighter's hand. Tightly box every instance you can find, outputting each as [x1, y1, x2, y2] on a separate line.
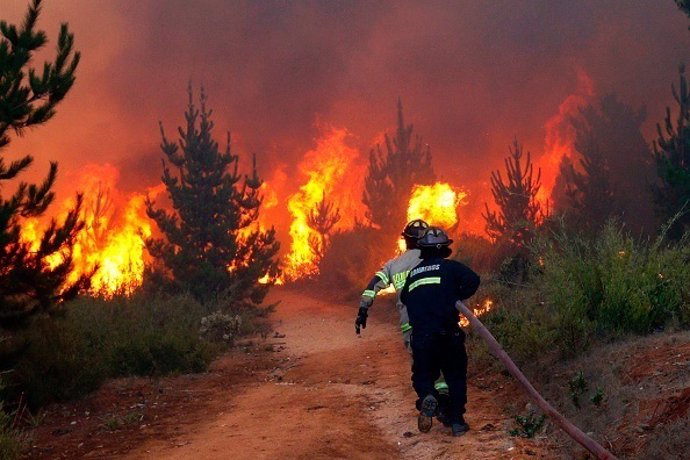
[355, 307, 368, 335]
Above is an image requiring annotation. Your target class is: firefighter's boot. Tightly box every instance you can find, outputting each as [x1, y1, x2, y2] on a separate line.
[451, 417, 470, 437]
[417, 394, 438, 433]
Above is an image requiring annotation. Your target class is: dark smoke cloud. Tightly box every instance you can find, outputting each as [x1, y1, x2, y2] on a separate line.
[3, 0, 690, 234]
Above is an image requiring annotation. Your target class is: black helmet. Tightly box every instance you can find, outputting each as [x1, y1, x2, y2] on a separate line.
[401, 219, 429, 239]
[417, 227, 453, 248]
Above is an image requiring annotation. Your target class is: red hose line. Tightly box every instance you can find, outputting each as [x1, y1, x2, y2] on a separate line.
[457, 301, 617, 460]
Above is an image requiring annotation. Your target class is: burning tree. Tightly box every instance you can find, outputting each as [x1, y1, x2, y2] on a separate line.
[653, 65, 690, 240]
[83, 181, 113, 249]
[146, 86, 280, 305]
[0, 0, 87, 328]
[307, 195, 341, 266]
[363, 100, 435, 234]
[557, 94, 653, 234]
[320, 101, 434, 291]
[484, 139, 545, 249]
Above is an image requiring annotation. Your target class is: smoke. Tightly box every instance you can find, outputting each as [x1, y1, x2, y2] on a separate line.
[3, 0, 690, 238]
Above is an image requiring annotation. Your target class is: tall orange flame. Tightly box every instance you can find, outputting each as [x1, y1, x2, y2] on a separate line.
[537, 70, 594, 207]
[284, 127, 364, 280]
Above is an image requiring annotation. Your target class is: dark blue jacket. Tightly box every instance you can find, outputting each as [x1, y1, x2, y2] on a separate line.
[400, 257, 480, 334]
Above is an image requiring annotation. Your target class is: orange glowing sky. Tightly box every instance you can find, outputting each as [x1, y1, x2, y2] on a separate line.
[3, 0, 690, 240]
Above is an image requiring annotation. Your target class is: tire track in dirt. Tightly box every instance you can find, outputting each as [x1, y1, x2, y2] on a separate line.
[127, 288, 548, 459]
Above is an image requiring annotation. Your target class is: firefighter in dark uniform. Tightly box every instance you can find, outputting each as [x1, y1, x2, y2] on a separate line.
[400, 227, 480, 437]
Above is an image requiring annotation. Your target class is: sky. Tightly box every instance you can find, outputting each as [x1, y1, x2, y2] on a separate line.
[2, 0, 690, 237]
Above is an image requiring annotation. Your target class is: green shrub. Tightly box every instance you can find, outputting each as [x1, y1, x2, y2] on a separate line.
[590, 387, 605, 407]
[199, 311, 243, 345]
[0, 423, 21, 460]
[5, 292, 269, 408]
[509, 411, 546, 438]
[537, 221, 690, 353]
[467, 221, 690, 366]
[11, 315, 106, 406]
[568, 371, 588, 409]
[465, 279, 558, 370]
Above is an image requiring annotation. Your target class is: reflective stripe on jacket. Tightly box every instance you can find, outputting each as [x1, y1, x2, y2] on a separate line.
[360, 249, 421, 330]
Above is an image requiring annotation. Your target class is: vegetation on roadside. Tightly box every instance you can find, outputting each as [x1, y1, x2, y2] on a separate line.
[2, 292, 269, 409]
[466, 219, 690, 369]
[509, 411, 546, 438]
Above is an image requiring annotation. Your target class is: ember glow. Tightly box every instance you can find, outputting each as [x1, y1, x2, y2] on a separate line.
[460, 298, 494, 328]
[284, 128, 365, 280]
[407, 183, 468, 229]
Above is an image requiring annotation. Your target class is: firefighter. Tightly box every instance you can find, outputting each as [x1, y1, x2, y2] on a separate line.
[400, 227, 480, 437]
[354, 218, 429, 351]
[355, 219, 452, 425]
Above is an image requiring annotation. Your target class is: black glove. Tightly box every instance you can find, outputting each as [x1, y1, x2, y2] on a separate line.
[355, 307, 368, 335]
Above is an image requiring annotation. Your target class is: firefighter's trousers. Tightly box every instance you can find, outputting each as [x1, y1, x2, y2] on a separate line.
[411, 329, 467, 424]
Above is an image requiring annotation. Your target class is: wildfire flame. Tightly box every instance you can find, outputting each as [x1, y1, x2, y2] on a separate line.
[460, 298, 494, 327]
[407, 183, 468, 229]
[234, 179, 285, 285]
[537, 70, 594, 208]
[20, 165, 159, 297]
[284, 127, 364, 280]
[20, 162, 286, 294]
[394, 182, 468, 252]
[83, 191, 155, 295]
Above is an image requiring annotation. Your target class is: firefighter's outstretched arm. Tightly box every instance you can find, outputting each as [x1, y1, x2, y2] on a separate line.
[355, 270, 390, 335]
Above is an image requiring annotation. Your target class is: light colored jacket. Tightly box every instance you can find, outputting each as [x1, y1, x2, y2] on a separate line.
[360, 248, 421, 333]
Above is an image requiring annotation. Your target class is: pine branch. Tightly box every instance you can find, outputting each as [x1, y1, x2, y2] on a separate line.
[483, 139, 544, 245]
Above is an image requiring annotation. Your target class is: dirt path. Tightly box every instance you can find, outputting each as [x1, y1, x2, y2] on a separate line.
[122, 289, 549, 459]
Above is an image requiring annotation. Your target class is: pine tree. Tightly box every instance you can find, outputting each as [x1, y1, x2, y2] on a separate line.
[483, 139, 545, 248]
[363, 100, 435, 234]
[146, 85, 280, 306]
[653, 65, 690, 239]
[556, 94, 653, 233]
[561, 133, 616, 230]
[0, 0, 86, 328]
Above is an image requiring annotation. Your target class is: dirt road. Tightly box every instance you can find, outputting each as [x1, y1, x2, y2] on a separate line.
[122, 288, 548, 459]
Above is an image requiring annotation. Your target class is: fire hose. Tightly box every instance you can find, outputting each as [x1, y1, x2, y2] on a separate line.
[457, 301, 617, 460]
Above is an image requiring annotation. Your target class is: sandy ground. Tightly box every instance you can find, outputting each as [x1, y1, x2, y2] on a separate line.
[120, 288, 550, 460]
